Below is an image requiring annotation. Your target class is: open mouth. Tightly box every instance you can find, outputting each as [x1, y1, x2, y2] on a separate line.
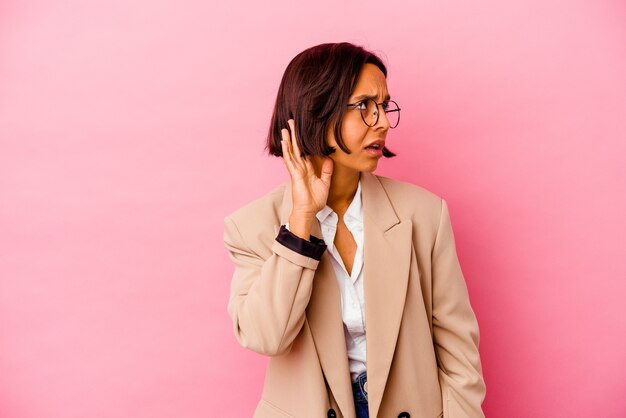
[365, 144, 383, 157]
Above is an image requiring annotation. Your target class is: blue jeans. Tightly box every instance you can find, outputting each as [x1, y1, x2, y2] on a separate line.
[352, 372, 369, 418]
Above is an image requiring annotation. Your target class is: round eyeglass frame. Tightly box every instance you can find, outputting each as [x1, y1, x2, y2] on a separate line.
[346, 99, 401, 128]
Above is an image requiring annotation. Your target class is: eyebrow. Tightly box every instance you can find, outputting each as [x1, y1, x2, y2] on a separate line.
[352, 93, 391, 102]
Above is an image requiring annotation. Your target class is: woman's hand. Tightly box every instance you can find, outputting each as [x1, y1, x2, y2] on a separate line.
[280, 119, 333, 237]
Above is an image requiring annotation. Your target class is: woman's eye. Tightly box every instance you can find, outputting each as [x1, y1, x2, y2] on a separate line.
[356, 101, 368, 110]
[381, 101, 389, 111]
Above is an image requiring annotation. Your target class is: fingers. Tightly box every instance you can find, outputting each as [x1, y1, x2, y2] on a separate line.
[281, 118, 305, 172]
[287, 119, 304, 165]
[280, 128, 296, 175]
[319, 157, 334, 185]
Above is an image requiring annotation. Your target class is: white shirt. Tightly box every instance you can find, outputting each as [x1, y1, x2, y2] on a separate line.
[286, 179, 366, 382]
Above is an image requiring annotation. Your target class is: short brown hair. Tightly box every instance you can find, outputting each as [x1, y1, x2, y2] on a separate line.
[265, 42, 397, 158]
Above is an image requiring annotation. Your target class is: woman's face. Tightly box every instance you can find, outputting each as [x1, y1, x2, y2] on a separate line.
[325, 63, 391, 173]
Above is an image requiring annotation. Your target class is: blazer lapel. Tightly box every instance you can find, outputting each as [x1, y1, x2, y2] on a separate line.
[279, 180, 354, 417]
[360, 171, 413, 418]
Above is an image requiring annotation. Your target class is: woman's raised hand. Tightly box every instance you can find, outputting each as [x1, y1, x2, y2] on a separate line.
[280, 118, 334, 221]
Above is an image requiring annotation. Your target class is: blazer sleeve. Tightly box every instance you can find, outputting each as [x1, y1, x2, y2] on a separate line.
[223, 215, 326, 356]
[431, 199, 487, 418]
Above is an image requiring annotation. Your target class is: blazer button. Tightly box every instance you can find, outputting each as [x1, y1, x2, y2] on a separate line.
[327, 408, 336, 418]
[397, 413, 410, 418]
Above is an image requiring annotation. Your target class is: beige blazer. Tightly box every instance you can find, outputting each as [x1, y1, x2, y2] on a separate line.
[223, 171, 486, 418]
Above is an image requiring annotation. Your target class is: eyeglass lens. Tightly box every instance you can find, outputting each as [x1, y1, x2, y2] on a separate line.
[360, 99, 400, 128]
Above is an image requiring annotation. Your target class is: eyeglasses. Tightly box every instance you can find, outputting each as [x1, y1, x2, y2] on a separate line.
[346, 99, 401, 128]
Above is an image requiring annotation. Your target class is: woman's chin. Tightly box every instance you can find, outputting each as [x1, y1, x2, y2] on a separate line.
[332, 159, 379, 174]
[362, 160, 380, 172]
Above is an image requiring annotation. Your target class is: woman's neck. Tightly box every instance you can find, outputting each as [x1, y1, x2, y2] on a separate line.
[326, 167, 360, 215]
[310, 156, 361, 214]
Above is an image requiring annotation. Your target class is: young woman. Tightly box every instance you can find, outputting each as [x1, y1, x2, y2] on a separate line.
[223, 42, 486, 418]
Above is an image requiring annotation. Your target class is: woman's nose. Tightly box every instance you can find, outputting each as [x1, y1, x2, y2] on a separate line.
[375, 107, 391, 129]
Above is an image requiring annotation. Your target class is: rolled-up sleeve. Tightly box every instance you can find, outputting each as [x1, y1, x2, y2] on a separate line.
[276, 224, 327, 261]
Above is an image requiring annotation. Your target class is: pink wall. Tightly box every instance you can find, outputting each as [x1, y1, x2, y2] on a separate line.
[1, 0, 625, 417]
